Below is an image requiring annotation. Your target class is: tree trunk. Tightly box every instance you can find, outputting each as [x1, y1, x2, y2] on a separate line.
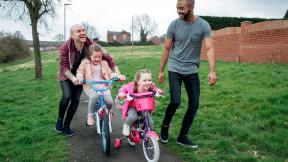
[31, 20, 42, 79]
[140, 27, 147, 42]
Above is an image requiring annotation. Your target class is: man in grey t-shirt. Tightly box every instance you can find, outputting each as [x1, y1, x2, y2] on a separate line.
[158, 0, 216, 148]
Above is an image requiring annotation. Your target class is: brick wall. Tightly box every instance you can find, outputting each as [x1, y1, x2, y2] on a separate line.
[201, 20, 288, 64]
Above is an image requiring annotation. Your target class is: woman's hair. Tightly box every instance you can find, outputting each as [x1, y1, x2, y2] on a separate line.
[133, 69, 152, 93]
[87, 44, 102, 59]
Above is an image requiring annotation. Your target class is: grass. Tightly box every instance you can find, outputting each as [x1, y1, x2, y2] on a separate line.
[0, 46, 287, 162]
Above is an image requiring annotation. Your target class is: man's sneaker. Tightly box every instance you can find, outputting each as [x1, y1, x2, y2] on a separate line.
[176, 135, 198, 148]
[55, 118, 63, 132]
[122, 123, 130, 136]
[63, 127, 76, 137]
[160, 125, 169, 143]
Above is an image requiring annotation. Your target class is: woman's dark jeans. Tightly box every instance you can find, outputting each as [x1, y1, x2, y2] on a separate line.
[58, 80, 83, 128]
[162, 71, 200, 136]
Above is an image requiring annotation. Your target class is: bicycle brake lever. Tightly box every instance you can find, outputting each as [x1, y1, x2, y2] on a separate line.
[125, 94, 134, 101]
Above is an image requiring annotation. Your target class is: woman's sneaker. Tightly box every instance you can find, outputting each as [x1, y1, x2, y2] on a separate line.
[122, 123, 130, 136]
[176, 135, 197, 148]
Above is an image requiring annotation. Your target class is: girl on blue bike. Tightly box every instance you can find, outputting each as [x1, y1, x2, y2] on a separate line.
[76, 44, 125, 126]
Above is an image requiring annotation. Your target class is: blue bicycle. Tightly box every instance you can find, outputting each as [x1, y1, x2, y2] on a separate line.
[83, 77, 120, 155]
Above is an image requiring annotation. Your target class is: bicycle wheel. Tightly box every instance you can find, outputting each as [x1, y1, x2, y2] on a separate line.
[101, 112, 110, 155]
[142, 136, 160, 162]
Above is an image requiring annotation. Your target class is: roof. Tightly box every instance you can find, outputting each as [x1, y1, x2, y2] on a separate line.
[107, 30, 131, 36]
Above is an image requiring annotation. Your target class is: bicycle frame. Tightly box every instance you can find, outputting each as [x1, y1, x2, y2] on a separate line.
[83, 78, 118, 134]
[114, 91, 161, 161]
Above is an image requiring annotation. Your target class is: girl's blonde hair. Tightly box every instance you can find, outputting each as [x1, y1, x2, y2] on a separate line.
[87, 44, 102, 59]
[133, 69, 152, 93]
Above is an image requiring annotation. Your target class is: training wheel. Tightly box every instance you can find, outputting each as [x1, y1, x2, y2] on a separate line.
[114, 138, 121, 149]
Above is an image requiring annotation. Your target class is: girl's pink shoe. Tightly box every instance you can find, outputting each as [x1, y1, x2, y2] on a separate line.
[87, 113, 94, 126]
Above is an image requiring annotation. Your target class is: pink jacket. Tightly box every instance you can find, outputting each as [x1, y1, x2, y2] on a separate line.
[118, 82, 157, 120]
[76, 58, 115, 93]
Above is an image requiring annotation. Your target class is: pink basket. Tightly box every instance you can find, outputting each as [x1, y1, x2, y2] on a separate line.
[134, 97, 155, 111]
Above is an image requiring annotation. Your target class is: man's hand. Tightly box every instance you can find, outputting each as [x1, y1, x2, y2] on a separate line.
[158, 72, 165, 83]
[72, 78, 82, 85]
[208, 72, 216, 86]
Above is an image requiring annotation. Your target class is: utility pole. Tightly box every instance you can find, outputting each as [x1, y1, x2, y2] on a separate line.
[64, 3, 71, 41]
[132, 16, 134, 53]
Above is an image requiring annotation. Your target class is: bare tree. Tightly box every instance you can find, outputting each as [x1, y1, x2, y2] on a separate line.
[53, 33, 64, 42]
[81, 22, 100, 40]
[133, 13, 158, 42]
[0, 0, 61, 79]
[14, 31, 26, 40]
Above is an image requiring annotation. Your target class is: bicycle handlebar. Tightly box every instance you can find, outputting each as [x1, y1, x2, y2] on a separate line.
[128, 91, 157, 99]
[83, 77, 120, 92]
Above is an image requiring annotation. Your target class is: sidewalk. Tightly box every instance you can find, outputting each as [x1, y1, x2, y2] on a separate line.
[68, 95, 182, 162]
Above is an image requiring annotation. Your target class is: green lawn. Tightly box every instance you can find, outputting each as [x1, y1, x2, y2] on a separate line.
[0, 46, 287, 162]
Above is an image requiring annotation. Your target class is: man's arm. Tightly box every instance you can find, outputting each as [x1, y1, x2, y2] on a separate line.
[204, 37, 216, 86]
[158, 38, 173, 83]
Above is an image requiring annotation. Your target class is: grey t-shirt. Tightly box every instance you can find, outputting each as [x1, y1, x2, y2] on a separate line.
[166, 17, 211, 74]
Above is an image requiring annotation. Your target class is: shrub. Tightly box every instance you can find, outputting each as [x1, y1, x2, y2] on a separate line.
[0, 32, 30, 63]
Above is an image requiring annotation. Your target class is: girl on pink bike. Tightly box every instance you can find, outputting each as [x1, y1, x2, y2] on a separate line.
[117, 69, 163, 136]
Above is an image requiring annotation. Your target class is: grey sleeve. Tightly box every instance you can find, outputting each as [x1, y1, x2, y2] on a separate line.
[203, 21, 212, 38]
[166, 21, 175, 39]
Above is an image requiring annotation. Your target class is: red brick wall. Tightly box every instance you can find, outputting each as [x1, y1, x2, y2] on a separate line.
[201, 20, 288, 64]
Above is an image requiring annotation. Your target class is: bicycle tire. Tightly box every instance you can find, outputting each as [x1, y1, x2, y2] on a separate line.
[142, 136, 160, 162]
[101, 112, 110, 155]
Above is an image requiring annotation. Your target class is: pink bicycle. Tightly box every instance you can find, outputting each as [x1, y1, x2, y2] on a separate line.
[114, 91, 160, 162]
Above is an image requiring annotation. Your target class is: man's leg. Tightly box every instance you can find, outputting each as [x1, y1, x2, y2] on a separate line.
[160, 71, 182, 143]
[177, 73, 200, 148]
[63, 84, 83, 136]
[56, 80, 73, 132]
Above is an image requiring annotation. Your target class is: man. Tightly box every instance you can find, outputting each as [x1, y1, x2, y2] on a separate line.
[158, 0, 216, 148]
[55, 24, 121, 136]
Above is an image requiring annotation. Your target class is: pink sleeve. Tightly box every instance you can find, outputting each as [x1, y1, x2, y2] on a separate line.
[118, 84, 129, 94]
[76, 60, 86, 80]
[151, 82, 158, 91]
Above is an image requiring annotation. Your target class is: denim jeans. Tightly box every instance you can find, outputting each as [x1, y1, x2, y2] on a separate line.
[162, 71, 200, 136]
[58, 80, 83, 128]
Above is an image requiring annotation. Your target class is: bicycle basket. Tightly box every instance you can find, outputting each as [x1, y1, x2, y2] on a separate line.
[134, 97, 155, 111]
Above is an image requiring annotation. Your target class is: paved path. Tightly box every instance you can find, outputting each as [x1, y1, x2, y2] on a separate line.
[68, 95, 182, 162]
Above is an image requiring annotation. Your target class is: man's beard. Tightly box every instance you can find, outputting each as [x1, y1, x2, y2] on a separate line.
[179, 10, 190, 20]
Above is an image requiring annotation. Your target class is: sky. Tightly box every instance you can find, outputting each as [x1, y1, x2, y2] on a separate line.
[0, 0, 287, 41]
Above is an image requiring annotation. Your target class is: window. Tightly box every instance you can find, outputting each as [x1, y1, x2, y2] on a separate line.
[123, 34, 127, 40]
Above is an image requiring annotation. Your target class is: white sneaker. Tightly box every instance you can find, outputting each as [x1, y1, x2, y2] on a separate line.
[122, 123, 130, 136]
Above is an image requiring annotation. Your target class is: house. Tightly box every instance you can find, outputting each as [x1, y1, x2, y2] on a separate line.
[148, 34, 166, 45]
[107, 30, 131, 43]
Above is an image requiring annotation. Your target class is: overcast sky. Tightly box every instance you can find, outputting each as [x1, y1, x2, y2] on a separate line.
[0, 0, 287, 41]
